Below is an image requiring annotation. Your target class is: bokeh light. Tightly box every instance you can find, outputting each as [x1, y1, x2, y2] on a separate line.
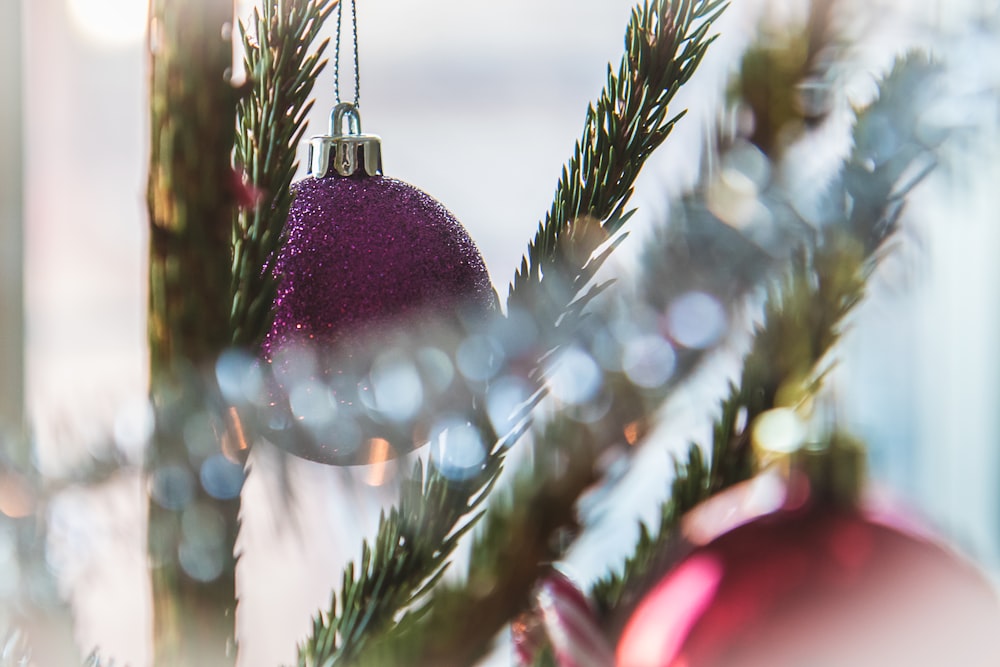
[430, 420, 486, 481]
[364, 438, 394, 487]
[666, 291, 728, 349]
[622, 335, 676, 389]
[149, 465, 194, 512]
[417, 347, 455, 394]
[179, 504, 226, 582]
[706, 142, 772, 230]
[371, 352, 424, 422]
[752, 408, 807, 457]
[456, 334, 505, 383]
[288, 379, 337, 425]
[486, 375, 532, 436]
[546, 346, 603, 406]
[271, 344, 318, 386]
[199, 455, 245, 501]
[216, 349, 265, 407]
[0, 472, 34, 519]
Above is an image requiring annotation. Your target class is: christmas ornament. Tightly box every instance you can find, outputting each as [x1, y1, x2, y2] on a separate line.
[513, 570, 615, 667]
[259, 0, 496, 465]
[261, 104, 496, 358]
[617, 442, 1000, 667]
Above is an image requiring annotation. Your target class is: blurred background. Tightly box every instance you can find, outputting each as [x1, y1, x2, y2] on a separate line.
[2, 0, 1000, 664]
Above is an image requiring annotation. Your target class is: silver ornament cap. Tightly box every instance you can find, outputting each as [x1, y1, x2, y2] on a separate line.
[308, 102, 382, 178]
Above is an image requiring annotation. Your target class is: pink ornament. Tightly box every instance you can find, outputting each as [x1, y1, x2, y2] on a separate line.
[617, 500, 1000, 667]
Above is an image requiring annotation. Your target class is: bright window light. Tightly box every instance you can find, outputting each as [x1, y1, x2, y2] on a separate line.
[67, 0, 148, 48]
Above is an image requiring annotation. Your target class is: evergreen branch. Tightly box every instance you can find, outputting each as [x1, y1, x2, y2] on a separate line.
[356, 418, 603, 667]
[585, 441, 711, 625]
[508, 0, 727, 308]
[590, 52, 943, 630]
[734, 0, 841, 157]
[589, 228, 868, 629]
[296, 38, 939, 667]
[297, 412, 507, 667]
[230, 0, 338, 349]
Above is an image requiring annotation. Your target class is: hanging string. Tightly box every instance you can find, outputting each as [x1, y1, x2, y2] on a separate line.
[333, 0, 360, 107]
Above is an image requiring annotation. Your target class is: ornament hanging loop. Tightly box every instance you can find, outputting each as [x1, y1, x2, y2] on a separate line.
[334, 0, 361, 107]
[331, 102, 362, 136]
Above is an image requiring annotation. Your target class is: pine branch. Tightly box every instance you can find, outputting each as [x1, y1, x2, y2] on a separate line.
[734, 0, 841, 157]
[508, 0, 727, 312]
[292, 42, 940, 667]
[589, 231, 867, 626]
[590, 52, 943, 631]
[297, 412, 507, 667]
[230, 0, 337, 348]
[147, 1, 338, 662]
[356, 418, 603, 667]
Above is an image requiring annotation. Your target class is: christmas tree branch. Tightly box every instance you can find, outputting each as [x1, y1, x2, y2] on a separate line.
[507, 0, 728, 309]
[146, 0, 242, 664]
[590, 53, 943, 629]
[589, 230, 869, 628]
[230, 0, 337, 348]
[297, 409, 508, 667]
[354, 417, 603, 667]
[735, 0, 841, 157]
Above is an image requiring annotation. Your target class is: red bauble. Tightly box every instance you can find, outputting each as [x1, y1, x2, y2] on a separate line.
[617, 501, 1000, 667]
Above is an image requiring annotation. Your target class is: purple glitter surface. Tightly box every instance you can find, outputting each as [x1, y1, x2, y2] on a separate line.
[262, 175, 496, 359]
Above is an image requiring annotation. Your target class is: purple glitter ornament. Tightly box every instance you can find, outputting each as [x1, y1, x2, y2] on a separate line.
[263, 174, 496, 357]
[259, 103, 496, 465]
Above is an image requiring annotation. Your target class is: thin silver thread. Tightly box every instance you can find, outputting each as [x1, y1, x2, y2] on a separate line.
[333, 0, 360, 107]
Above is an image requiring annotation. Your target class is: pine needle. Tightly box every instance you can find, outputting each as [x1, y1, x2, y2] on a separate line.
[230, 0, 338, 348]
